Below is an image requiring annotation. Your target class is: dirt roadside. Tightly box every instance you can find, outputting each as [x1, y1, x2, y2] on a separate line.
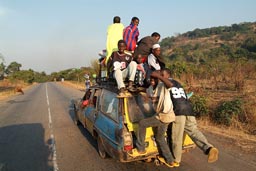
[198, 120, 256, 154]
[0, 82, 35, 100]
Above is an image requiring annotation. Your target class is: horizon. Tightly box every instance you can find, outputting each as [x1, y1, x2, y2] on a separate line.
[0, 0, 256, 74]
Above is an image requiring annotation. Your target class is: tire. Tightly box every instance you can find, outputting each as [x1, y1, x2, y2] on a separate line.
[97, 136, 107, 159]
[154, 159, 161, 166]
[144, 158, 153, 163]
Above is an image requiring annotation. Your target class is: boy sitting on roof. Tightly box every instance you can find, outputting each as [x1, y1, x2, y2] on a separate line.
[107, 40, 137, 96]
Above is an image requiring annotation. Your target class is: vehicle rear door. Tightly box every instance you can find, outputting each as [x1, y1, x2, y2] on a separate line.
[94, 89, 122, 156]
[84, 88, 101, 134]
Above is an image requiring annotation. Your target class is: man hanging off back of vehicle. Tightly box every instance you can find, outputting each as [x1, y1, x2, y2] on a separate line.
[151, 68, 219, 167]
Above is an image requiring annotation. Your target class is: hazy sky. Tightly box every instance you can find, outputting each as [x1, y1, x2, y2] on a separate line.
[0, 0, 255, 74]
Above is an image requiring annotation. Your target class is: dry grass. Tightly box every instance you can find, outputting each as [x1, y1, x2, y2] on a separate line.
[58, 81, 85, 91]
[181, 74, 256, 152]
[198, 119, 256, 153]
[0, 79, 31, 100]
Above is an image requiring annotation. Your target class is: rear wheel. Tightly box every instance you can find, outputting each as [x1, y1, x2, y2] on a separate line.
[154, 158, 161, 166]
[144, 158, 153, 163]
[97, 136, 107, 159]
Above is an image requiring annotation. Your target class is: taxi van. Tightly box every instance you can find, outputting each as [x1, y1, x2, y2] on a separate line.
[74, 84, 194, 163]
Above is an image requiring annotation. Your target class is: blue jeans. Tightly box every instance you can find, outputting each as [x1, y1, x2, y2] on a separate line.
[136, 116, 174, 163]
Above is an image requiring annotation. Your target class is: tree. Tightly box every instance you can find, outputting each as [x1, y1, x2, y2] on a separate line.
[160, 37, 175, 49]
[0, 62, 5, 80]
[0, 53, 5, 79]
[71, 68, 82, 82]
[90, 59, 100, 76]
[0, 53, 4, 62]
[242, 36, 256, 53]
[6, 61, 22, 74]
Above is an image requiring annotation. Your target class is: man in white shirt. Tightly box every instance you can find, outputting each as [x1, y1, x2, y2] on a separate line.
[145, 44, 165, 86]
[148, 44, 162, 70]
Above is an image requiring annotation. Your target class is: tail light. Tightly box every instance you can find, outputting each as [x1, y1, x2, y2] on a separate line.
[124, 144, 133, 151]
[122, 128, 133, 152]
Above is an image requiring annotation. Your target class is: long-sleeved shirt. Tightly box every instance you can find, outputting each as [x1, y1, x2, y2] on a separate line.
[147, 53, 161, 70]
[134, 36, 158, 57]
[106, 23, 124, 62]
[123, 24, 139, 51]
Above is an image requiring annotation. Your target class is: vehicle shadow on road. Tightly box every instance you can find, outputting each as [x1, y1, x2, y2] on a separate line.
[0, 123, 53, 171]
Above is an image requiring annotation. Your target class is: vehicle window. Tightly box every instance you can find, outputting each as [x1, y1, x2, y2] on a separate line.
[92, 89, 101, 108]
[100, 90, 119, 121]
[127, 93, 156, 123]
[80, 89, 93, 108]
[83, 89, 92, 100]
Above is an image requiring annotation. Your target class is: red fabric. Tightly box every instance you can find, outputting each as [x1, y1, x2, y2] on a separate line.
[141, 56, 147, 63]
[82, 100, 89, 106]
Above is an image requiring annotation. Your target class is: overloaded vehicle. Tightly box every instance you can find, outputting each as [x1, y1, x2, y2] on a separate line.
[73, 79, 195, 164]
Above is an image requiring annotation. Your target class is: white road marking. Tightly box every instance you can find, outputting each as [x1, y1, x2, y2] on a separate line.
[46, 84, 59, 171]
[48, 107, 52, 125]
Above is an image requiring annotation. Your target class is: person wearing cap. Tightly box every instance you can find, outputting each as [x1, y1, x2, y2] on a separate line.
[148, 44, 165, 70]
[144, 44, 165, 86]
[84, 74, 91, 90]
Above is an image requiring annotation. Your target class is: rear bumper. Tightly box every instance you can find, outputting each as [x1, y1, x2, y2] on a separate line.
[118, 149, 159, 162]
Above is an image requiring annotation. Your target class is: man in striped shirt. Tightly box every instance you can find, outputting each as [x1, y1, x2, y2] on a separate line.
[123, 17, 140, 52]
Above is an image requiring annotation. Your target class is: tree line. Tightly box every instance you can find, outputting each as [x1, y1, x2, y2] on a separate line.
[0, 55, 99, 84]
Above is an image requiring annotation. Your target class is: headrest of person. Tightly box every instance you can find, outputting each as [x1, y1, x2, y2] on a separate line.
[152, 44, 160, 49]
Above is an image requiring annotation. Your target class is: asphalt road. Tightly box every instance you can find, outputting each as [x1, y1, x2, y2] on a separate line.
[0, 82, 255, 171]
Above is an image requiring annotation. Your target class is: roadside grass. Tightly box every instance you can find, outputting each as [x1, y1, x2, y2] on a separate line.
[186, 77, 256, 152]
[58, 80, 85, 91]
[197, 118, 256, 153]
[0, 79, 31, 100]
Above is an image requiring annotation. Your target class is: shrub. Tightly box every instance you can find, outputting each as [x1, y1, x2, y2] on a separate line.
[213, 99, 243, 126]
[168, 62, 188, 78]
[242, 36, 256, 53]
[190, 95, 209, 117]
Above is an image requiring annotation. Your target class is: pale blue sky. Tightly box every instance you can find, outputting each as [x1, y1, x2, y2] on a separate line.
[0, 0, 255, 73]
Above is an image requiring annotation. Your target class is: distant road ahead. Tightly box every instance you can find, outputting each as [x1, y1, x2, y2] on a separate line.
[0, 82, 255, 171]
